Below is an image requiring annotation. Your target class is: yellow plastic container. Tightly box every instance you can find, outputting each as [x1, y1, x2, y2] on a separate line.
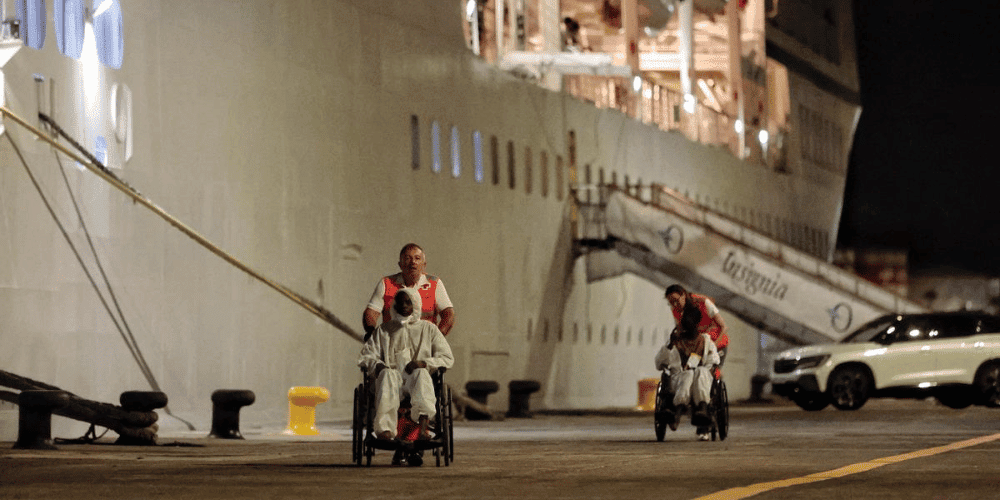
[635, 378, 659, 412]
[284, 386, 330, 435]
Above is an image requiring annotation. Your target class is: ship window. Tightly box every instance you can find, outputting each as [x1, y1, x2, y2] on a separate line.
[450, 125, 461, 178]
[55, 0, 85, 58]
[524, 147, 532, 194]
[556, 155, 564, 200]
[472, 130, 484, 183]
[17, 0, 46, 49]
[490, 136, 499, 185]
[410, 115, 420, 170]
[506, 140, 515, 189]
[93, 0, 123, 68]
[431, 121, 441, 173]
[540, 150, 548, 197]
[111, 83, 132, 163]
[94, 135, 107, 166]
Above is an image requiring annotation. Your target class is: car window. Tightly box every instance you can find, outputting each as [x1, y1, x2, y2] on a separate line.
[893, 318, 930, 342]
[843, 317, 897, 344]
[932, 316, 977, 339]
[979, 316, 1000, 333]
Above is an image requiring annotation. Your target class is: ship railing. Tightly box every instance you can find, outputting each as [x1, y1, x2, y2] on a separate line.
[571, 182, 922, 314]
[564, 75, 787, 171]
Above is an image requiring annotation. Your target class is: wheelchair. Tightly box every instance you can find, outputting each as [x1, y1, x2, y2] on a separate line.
[351, 366, 454, 466]
[653, 367, 729, 442]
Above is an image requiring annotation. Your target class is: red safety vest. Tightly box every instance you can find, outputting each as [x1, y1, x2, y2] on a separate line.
[381, 274, 440, 326]
[671, 293, 729, 349]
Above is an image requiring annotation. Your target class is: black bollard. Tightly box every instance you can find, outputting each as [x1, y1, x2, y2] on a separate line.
[14, 390, 71, 450]
[116, 391, 168, 445]
[506, 380, 541, 418]
[209, 389, 256, 439]
[749, 374, 771, 402]
[464, 381, 499, 420]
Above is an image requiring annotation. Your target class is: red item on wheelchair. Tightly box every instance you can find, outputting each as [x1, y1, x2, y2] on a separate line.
[396, 414, 421, 441]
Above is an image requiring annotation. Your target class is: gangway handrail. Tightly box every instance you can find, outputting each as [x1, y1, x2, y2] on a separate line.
[572, 183, 923, 314]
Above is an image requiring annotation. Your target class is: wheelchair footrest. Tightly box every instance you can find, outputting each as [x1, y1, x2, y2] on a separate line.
[365, 435, 445, 452]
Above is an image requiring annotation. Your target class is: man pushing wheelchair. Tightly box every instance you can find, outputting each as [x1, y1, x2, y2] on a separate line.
[654, 295, 722, 441]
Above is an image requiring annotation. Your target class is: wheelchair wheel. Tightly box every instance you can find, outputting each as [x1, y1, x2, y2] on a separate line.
[443, 384, 453, 466]
[429, 375, 454, 467]
[711, 379, 729, 441]
[653, 381, 667, 442]
[352, 386, 363, 465]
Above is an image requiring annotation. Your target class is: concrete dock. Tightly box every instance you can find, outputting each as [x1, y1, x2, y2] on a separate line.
[3, 399, 999, 499]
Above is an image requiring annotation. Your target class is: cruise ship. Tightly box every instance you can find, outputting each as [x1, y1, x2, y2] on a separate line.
[0, 0, 912, 437]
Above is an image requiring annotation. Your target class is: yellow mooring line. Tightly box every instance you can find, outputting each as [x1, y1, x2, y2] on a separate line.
[695, 433, 1000, 500]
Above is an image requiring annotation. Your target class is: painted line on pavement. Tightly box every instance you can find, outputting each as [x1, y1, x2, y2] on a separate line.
[695, 433, 1000, 500]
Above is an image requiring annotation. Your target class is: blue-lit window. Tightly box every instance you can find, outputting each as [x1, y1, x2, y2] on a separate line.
[55, 0, 85, 58]
[472, 130, 483, 183]
[450, 125, 461, 178]
[431, 121, 441, 173]
[93, 0, 123, 69]
[17, 0, 46, 50]
[94, 136, 107, 166]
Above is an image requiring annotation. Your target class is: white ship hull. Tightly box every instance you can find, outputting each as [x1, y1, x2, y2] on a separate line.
[0, 0, 860, 436]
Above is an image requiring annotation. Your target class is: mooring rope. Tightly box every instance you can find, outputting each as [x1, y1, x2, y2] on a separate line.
[0, 106, 362, 342]
[4, 130, 196, 430]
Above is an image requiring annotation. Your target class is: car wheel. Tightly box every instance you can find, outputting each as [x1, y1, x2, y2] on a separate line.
[828, 365, 871, 411]
[935, 388, 973, 409]
[974, 362, 1000, 407]
[792, 394, 830, 411]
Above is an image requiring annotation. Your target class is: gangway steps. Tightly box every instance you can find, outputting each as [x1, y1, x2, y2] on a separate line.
[573, 185, 924, 345]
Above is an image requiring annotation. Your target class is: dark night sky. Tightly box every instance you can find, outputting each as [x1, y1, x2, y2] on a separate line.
[839, 1, 1000, 275]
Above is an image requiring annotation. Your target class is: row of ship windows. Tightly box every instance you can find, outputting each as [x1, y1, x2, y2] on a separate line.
[410, 115, 566, 200]
[409, 116, 829, 257]
[527, 319, 672, 349]
[13, 0, 124, 69]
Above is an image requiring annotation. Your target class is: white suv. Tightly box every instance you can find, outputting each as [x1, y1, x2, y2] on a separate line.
[770, 312, 1000, 411]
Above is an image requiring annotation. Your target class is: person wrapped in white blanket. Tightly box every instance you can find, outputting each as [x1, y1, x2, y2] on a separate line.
[654, 307, 720, 440]
[359, 287, 454, 442]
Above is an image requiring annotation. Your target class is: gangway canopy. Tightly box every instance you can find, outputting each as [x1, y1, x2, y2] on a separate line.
[575, 187, 925, 345]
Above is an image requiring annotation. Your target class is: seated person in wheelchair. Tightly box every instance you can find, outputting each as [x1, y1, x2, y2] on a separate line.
[358, 287, 454, 441]
[654, 309, 720, 439]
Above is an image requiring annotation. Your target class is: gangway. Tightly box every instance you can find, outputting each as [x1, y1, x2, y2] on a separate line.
[573, 185, 925, 345]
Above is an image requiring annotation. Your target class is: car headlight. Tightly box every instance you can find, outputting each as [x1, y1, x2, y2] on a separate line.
[774, 354, 831, 374]
[795, 355, 830, 369]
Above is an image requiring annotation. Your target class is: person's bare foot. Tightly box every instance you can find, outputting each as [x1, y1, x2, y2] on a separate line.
[417, 415, 432, 440]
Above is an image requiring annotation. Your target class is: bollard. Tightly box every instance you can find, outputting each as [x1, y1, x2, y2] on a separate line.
[749, 374, 771, 402]
[209, 390, 256, 439]
[635, 378, 659, 412]
[120, 391, 168, 412]
[116, 391, 168, 445]
[464, 381, 499, 420]
[506, 380, 541, 418]
[284, 386, 330, 436]
[14, 390, 71, 450]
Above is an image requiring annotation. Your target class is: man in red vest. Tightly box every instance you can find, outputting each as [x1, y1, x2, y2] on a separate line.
[363, 243, 455, 341]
